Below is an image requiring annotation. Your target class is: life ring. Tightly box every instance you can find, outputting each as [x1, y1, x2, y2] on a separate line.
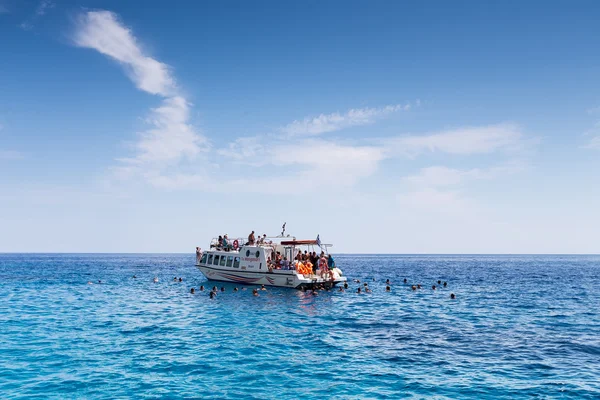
[233, 240, 239, 250]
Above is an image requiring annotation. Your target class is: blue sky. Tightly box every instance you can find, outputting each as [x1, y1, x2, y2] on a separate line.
[1, 0, 599, 253]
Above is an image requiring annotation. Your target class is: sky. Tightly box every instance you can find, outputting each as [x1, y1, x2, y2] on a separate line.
[1, 0, 599, 253]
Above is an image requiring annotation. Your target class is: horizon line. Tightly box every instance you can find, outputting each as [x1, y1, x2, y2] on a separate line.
[0, 252, 598, 256]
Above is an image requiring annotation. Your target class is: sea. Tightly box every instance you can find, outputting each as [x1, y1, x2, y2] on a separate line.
[0, 254, 599, 399]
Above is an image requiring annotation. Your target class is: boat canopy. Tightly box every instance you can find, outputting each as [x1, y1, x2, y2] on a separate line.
[280, 240, 318, 246]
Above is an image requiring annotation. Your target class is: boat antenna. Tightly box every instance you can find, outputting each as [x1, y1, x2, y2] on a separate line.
[281, 222, 286, 236]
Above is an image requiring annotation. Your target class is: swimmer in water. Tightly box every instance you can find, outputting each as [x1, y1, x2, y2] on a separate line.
[386, 286, 391, 292]
[98, 280, 101, 284]
[260, 285, 267, 291]
[417, 284, 422, 289]
[312, 289, 318, 296]
[343, 282, 348, 289]
[221, 287, 225, 292]
[443, 281, 447, 287]
[209, 291, 216, 299]
[450, 293, 456, 299]
[437, 280, 441, 285]
[365, 288, 372, 293]
[386, 279, 390, 285]
[241, 287, 247, 291]
[403, 278, 407, 283]
[199, 285, 204, 291]
[338, 287, 344, 292]
[411, 285, 417, 291]
[153, 277, 158, 283]
[364, 283, 368, 287]
[252, 288, 259, 296]
[234, 287, 238, 292]
[132, 275, 137, 279]
[357, 287, 362, 294]
[212, 286, 217, 292]
[87, 281, 93, 285]
[179, 278, 183, 282]
[190, 288, 195, 294]
[432, 285, 436, 290]
[174, 277, 177, 281]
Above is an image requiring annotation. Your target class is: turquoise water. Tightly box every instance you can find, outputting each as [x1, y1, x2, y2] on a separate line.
[1, 254, 599, 399]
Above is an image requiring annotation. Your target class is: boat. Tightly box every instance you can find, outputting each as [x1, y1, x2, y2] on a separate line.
[195, 232, 347, 289]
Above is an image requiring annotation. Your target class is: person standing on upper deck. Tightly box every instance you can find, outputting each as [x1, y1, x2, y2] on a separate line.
[248, 231, 256, 245]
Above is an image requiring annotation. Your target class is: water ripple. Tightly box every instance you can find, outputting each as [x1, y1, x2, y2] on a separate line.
[0, 253, 599, 398]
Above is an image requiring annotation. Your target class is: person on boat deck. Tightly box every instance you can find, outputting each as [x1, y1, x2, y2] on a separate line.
[282, 257, 290, 270]
[310, 252, 318, 274]
[218, 235, 223, 248]
[196, 247, 202, 263]
[248, 231, 256, 245]
[327, 254, 335, 269]
[223, 234, 232, 251]
[257, 234, 266, 245]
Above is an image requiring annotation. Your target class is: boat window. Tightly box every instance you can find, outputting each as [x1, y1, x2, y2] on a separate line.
[207, 254, 213, 264]
[246, 250, 250, 257]
[220, 256, 226, 266]
[226, 256, 233, 267]
[255, 251, 260, 258]
[233, 257, 240, 268]
[200, 253, 207, 264]
[213, 255, 220, 266]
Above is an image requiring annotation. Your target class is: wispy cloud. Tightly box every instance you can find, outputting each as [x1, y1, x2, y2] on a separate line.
[73, 11, 207, 177]
[586, 106, 600, 115]
[385, 123, 525, 157]
[0, 150, 24, 160]
[585, 136, 600, 150]
[19, 0, 54, 30]
[281, 103, 412, 136]
[402, 162, 526, 187]
[0, 4, 9, 14]
[74, 11, 174, 96]
[36, 0, 54, 16]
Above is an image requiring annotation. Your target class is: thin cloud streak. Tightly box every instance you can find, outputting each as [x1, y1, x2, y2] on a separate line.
[281, 103, 412, 136]
[585, 136, 600, 149]
[402, 162, 526, 188]
[0, 150, 25, 160]
[384, 123, 525, 157]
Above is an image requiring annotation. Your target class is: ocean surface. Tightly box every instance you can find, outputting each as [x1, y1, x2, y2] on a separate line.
[0, 254, 599, 399]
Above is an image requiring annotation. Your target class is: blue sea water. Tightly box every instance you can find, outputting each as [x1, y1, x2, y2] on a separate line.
[1, 254, 599, 399]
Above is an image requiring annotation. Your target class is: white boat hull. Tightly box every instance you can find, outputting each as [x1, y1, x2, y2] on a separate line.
[196, 264, 346, 289]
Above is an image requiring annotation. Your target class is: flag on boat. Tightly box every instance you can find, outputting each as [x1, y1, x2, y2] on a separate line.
[316, 235, 321, 246]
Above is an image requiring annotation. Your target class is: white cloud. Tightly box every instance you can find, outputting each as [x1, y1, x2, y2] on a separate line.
[386, 123, 524, 157]
[281, 103, 412, 136]
[119, 96, 207, 165]
[74, 11, 175, 96]
[73, 10, 207, 177]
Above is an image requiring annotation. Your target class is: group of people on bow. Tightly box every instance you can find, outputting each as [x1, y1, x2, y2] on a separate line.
[267, 250, 336, 280]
